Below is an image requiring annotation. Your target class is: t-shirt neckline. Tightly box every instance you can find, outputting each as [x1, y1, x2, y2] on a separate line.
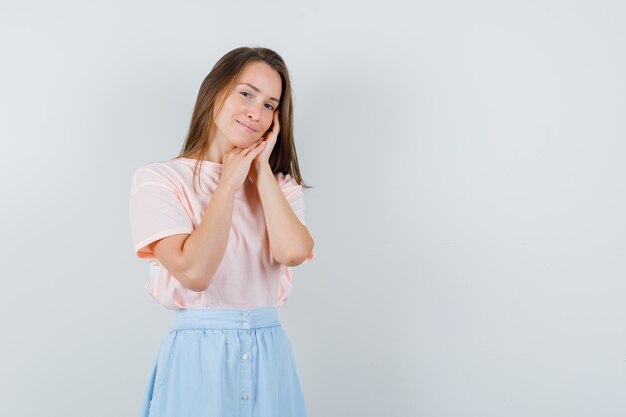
[174, 157, 223, 171]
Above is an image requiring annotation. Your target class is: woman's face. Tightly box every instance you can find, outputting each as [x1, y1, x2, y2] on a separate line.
[213, 61, 282, 149]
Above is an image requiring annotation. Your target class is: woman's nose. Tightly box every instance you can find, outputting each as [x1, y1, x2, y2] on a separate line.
[246, 104, 263, 120]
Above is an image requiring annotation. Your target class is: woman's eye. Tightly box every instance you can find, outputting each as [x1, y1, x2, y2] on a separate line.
[240, 91, 273, 110]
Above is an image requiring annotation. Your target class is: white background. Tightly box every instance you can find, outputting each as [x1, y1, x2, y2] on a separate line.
[1, 1, 624, 416]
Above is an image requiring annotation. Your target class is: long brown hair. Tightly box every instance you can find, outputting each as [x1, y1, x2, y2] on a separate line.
[175, 46, 312, 193]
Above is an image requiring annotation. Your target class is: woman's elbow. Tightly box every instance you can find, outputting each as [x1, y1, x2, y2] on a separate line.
[284, 245, 314, 267]
[181, 270, 214, 292]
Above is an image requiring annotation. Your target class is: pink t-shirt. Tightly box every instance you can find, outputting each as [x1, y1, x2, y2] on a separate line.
[129, 157, 313, 310]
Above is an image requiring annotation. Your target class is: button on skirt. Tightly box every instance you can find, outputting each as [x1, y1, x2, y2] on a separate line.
[140, 306, 308, 417]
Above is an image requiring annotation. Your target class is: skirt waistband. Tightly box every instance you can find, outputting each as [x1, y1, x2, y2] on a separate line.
[173, 306, 281, 330]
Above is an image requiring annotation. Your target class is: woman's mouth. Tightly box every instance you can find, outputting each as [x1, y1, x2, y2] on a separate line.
[237, 120, 256, 132]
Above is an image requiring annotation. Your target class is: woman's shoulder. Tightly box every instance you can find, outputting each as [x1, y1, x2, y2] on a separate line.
[131, 158, 188, 186]
[274, 171, 296, 183]
[274, 171, 303, 191]
[135, 156, 204, 173]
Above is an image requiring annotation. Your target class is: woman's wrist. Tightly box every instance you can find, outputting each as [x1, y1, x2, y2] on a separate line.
[251, 161, 272, 184]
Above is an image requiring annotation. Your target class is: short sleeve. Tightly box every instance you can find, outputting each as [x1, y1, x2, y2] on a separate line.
[279, 172, 314, 264]
[129, 166, 194, 259]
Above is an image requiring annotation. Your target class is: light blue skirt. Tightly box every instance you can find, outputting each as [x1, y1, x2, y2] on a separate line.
[140, 306, 308, 417]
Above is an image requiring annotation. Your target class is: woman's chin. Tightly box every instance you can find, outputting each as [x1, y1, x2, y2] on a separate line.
[229, 136, 255, 148]
[242, 137, 260, 147]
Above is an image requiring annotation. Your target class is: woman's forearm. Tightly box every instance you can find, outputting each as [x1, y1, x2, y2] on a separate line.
[181, 183, 237, 291]
[254, 163, 314, 266]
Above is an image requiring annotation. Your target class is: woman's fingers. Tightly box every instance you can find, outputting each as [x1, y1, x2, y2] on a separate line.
[250, 141, 266, 157]
[219, 140, 267, 191]
[242, 140, 264, 157]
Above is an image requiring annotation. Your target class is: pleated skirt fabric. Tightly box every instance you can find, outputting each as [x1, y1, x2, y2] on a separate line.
[140, 306, 308, 417]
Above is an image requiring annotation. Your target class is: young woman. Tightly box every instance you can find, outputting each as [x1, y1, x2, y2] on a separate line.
[129, 46, 314, 417]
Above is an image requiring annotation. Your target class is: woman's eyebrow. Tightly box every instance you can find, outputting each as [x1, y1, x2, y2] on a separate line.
[239, 82, 280, 103]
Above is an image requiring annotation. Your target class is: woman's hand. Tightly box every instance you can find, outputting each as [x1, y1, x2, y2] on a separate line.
[250, 110, 280, 179]
[219, 138, 267, 193]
